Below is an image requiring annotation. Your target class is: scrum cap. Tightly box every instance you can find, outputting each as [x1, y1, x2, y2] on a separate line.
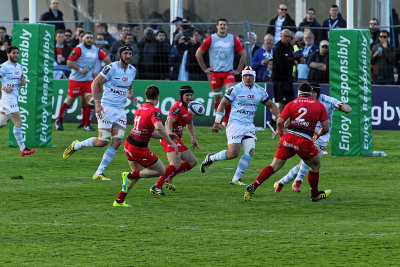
[180, 85, 194, 100]
[242, 66, 256, 78]
[310, 82, 321, 97]
[119, 45, 133, 56]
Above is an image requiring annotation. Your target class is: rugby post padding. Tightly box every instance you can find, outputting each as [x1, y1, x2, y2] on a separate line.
[9, 23, 54, 147]
[329, 29, 372, 156]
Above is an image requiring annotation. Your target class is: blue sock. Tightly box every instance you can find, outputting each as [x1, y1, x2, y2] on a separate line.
[295, 162, 310, 182]
[95, 146, 117, 175]
[75, 137, 95, 149]
[210, 150, 227, 162]
[13, 128, 25, 151]
[280, 165, 299, 184]
[232, 154, 252, 181]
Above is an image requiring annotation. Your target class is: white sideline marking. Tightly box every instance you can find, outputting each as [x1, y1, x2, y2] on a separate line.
[4, 222, 389, 236]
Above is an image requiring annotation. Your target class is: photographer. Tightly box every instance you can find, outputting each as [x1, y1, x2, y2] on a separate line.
[170, 34, 194, 81]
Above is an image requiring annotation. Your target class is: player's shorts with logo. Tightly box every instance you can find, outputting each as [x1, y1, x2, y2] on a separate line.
[226, 121, 257, 145]
[0, 95, 19, 115]
[124, 138, 159, 167]
[275, 132, 319, 161]
[209, 72, 235, 89]
[160, 137, 188, 153]
[68, 80, 101, 97]
[97, 104, 127, 129]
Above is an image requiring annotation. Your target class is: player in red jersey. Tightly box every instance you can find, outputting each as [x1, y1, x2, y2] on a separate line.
[195, 18, 246, 126]
[113, 85, 178, 207]
[244, 83, 331, 202]
[153, 85, 199, 192]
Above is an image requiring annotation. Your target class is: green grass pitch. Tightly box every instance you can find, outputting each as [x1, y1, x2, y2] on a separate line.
[1, 124, 399, 266]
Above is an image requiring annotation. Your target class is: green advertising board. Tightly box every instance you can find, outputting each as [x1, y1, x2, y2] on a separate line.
[52, 80, 266, 127]
[329, 29, 372, 156]
[9, 23, 54, 147]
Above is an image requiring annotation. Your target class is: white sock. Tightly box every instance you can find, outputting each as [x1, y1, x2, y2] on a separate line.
[295, 162, 310, 182]
[13, 128, 25, 151]
[280, 165, 299, 184]
[75, 137, 95, 150]
[232, 154, 252, 182]
[210, 150, 227, 162]
[95, 146, 117, 175]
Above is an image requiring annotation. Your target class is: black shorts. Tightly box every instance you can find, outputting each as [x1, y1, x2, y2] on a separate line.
[273, 80, 295, 104]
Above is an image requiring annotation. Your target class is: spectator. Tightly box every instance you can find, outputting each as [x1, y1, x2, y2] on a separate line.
[322, 4, 347, 40]
[269, 29, 295, 130]
[369, 18, 380, 49]
[205, 27, 215, 38]
[298, 8, 322, 44]
[64, 29, 73, 45]
[138, 27, 157, 80]
[308, 40, 329, 83]
[0, 26, 11, 64]
[70, 24, 84, 48]
[295, 31, 318, 82]
[170, 35, 192, 81]
[262, 59, 273, 83]
[171, 16, 183, 40]
[252, 34, 274, 82]
[109, 25, 131, 61]
[266, 3, 296, 44]
[371, 30, 396, 85]
[293, 31, 304, 52]
[186, 29, 208, 81]
[154, 30, 170, 80]
[40, 0, 65, 31]
[54, 30, 72, 66]
[249, 32, 260, 57]
[96, 23, 116, 50]
[114, 33, 139, 68]
[94, 33, 109, 55]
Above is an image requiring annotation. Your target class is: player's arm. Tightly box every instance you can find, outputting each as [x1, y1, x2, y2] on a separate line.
[232, 49, 246, 75]
[126, 85, 138, 106]
[195, 37, 213, 73]
[313, 120, 329, 141]
[187, 120, 200, 150]
[275, 117, 286, 139]
[165, 116, 176, 134]
[154, 121, 178, 151]
[336, 103, 352, 113]
[212, 97, 231, 132]
[20, 75, 26, 86]
[263, 99, 280, 118]
[91, 73, 108, 119]
[67, 59, 88, 74]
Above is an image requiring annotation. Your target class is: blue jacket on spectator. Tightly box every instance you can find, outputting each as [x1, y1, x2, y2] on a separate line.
[252, 47, 273, 82]
[294, 43, 319, 61]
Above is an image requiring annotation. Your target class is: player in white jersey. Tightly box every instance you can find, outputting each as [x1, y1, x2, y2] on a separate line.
[200, 66, 280, 185]
[0, 46, 36, 156]
[274, 82, 352, 192]
[63, 46, 138, 181]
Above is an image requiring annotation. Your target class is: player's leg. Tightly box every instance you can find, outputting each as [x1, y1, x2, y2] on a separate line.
[114, 161, 143, 207]
[77, 95, 86, 129]
[83, 93, 95, 131]
[222, 76, 235, 126]
[56, 91, 77, 131]
[209, 73, 223, 114]
[303, 152, 331, 202]
[231, 137, 256, 185]
[9, 112, 36, 156]
[93, 124, 126, 180]
[0, 112, 8, 128]
[155, 150, 180, 189]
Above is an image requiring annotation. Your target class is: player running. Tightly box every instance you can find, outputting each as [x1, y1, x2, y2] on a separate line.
[0, 46, 36, 156]
[244, 83, 331, 202]
[273, 82, 352, 192]
[200, 66, 279, 185]
[63, 46, 137, 181]
[113, 85, 178, 207]
[152, 85, 199, 192]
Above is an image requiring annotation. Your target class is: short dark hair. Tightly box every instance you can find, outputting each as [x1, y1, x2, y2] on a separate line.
[156, 30, 166, 36]
[307, 8, 315, 13]
[298, 83, 312, 96]
[380, 29, 389, 36]
[371, 18, 379, 25]
[331, 4, 339, 9]
[7, 46, 19, 54]
[145, 85, 160, 100]
[55, 29, 65, 35]
[217, 18, 227, 25]
[65, 29, 72, 34]
[97, 23, 108, 31]
[0, 26, 6, 32]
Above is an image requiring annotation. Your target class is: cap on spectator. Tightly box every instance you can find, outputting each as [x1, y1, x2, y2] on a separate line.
[320, 40, 329, 46]
[171, 17, 183, 23]
[295, 31, 304, 38]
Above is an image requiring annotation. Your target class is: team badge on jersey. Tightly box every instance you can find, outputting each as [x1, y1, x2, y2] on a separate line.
[225, 86, 234, 96]
[70, 50, 76, 57]
[172, 108, 181, 116]
[102, 66, 111, 75]
[154, 112, 162, 120]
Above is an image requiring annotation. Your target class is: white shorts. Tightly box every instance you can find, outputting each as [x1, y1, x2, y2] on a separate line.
[0, 95, 19, 115]
[316, 134, 330, 151]
[226, 122, 257, 145]
[97, 105, 127, 130]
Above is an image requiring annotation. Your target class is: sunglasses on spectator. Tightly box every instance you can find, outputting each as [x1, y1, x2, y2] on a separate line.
[307, 12, 315, 15]
[379, 35, 388, 38]
[280, 8, 288, 11]
[65, 34, 72, 37]
[321, 45, 328, 48]
[370, 22, 377, 25]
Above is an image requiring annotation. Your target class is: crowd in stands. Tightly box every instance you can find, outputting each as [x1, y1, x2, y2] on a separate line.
[1, 1, 400, 85]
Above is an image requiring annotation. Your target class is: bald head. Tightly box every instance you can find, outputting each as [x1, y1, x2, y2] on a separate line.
[281, 29, 292, 44]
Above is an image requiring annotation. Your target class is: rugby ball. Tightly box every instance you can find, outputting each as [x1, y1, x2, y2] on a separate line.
[188, 101, 205, 116]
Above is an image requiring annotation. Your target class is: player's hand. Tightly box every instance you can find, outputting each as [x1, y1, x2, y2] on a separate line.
[204, 67, 213, 74]
[191, 139, 200, 151]
[312, 131, 321, 142]
[211, 123, 223, 133]
[272, 130, 280, 139]
[2, 86, 13, 93]
[336, 103, 345, 112]
[230, 69, 240, 75]
[20, 76, 26, 86]
[168, 133, 179, 142]
[131, 96, 138, 106]
[95, 104, 104, 119]
[81, 68, 89, 74]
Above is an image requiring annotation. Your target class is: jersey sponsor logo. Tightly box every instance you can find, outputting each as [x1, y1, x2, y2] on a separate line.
[172, 107, 180, 116]
[102, 65, 111, 75]
[225, 86, 234, 96]
[122, 77, 128, 82]
[110, 88, 126, 96]
[154, 112, 162, 120]
[231, 134, 243, 140]
[247, 95, 255, 99]
[14, 70, 20, 75]
[236, 109, 256, 115]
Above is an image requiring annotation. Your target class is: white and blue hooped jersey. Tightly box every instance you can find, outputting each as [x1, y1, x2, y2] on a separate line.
[224, 82, 269, 125]
[0, 61, 24, 98]
[315, 94, 341, 146]
[100, 61, 136, 108]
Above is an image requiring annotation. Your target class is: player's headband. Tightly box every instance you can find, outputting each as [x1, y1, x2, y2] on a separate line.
[242, 66, 256, 78]
[83, 33, 93, 40]
[298, 83, 312, 95]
